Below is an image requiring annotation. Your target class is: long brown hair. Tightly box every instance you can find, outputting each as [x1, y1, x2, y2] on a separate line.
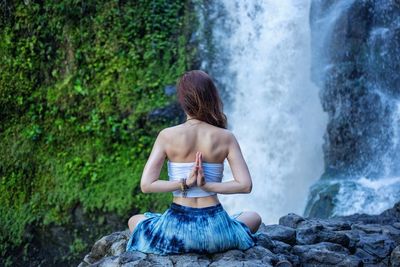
[177, 70, 227, 129]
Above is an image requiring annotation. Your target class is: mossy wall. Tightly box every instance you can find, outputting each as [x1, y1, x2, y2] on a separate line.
[0, 0, 196, 265]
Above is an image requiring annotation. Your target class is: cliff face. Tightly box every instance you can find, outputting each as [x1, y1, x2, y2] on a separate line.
[79, 201, 400, 267]
[305, 0, 400, 218]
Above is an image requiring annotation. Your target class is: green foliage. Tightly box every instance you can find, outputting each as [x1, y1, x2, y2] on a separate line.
[69, 237, 87, 257]
[0, 0, 195, 264]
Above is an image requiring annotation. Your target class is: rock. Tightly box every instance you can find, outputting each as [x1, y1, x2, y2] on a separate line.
[272, 240, 292, 254]
[257, 222, 268, 232]
[211, 249, 246, 262]
[209, 259, 271, 267]
[390, 245, 400, 267]
[254, 232, 275, 250]
[79, 201, 400, 267]
[295, 221, 350, 247]
[263, 224, 296, 245]
[243, 246, 276, 264]
[303, 182, 340, 218]
[88, 231, 129, 263]
[316, 219, 352, 231]
[244, 246, 275, 258]
[110, 239, 128, 256]
[293, 241, 350, 255]
[337, 229, 364, 253]
[82, 254, 97, 265]
[318, 228, 350, 247]
[341, 213, 399, 225]
[292, 242, 351, 265]
[169, 254, 211, 267]
[354, 248, 380, 265]
[357, 233, 396, 259]
[118, 251, 147, 265]
[210, 248, 273, 267]
[279, 213, 305, 228]
[275, 260, 292, 267]
[295, 224, 321, 245]
[275, 254, 300, 266]
[91, 256, 120, 267]
[381, 201, 400, 219]
[146, 254, 174, 266]
[382, 225, 400, 244]
[336, 255, 363, 267]
[296, 219, 325, 230]
[121, 261, 152, 267]
[352, 223, 383, 234]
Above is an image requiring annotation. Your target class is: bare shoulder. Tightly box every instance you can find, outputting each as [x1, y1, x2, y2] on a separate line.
[157, 126, 172, 139]
[157, 124, 183, 140]
[159, 122, 234, 144]
[212, 127, 236, 144]
[217, 127, 234, 138]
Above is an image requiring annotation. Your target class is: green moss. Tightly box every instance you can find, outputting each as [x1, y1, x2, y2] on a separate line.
[67, 236, 88, 261]
[0, 0, 195, 264]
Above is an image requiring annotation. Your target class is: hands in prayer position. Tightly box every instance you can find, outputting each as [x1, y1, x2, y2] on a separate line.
[186, 152, 206, 189]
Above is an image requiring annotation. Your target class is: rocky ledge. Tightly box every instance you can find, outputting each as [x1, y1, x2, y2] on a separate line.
[78, 202, 400, 266]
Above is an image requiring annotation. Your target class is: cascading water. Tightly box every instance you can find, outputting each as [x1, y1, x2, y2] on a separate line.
[195, 0, 327, 223]
[304, 0, 400, 218]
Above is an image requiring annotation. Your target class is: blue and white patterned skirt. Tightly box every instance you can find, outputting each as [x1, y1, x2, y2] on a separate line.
[125, 202, 258, 255]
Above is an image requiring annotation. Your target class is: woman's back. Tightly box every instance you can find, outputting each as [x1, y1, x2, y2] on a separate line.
[159, 118, 234, 207]
[163, 119, 230, 164]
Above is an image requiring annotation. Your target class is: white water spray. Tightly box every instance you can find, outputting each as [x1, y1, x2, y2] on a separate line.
[196, 0, 327, 223]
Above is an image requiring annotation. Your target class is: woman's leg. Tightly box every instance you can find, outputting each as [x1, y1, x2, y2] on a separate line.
[235, 211, 262, 234]
[128, 214, 147, 233]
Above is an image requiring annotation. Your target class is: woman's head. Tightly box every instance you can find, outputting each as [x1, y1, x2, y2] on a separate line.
[177, 70, 227, 129]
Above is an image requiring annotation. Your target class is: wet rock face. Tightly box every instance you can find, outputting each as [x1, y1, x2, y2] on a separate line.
[310, 0, 400, 176]
[306, 0, 400, 219]
[79, 202, 400, 267]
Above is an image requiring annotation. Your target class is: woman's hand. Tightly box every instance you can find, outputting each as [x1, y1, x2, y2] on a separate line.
[185, 152, 201, 188]
[197, 152, 206, 188]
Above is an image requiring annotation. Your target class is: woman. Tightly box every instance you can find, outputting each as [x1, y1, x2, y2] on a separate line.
[126, 70, 262, 255]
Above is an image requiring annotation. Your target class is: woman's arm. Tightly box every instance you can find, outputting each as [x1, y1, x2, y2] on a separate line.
[200, 132, 252, 194]
[140, 129, 182, 193]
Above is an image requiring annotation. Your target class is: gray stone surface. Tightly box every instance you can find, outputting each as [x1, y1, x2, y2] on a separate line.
[278, 213, 305, 229]
[390, 245, 400, 267]
[255, 232, 275, 251]
[292, 242, 350, 265]
[264, 224, 296, 245]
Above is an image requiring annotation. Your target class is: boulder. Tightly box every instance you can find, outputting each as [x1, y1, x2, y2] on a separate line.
[263, 224, 296, 245]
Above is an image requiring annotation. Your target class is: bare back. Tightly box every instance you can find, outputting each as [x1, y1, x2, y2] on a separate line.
[164, 120, 230, 164]
[140, 118, 252, 208]
[163, 120, 230, 207]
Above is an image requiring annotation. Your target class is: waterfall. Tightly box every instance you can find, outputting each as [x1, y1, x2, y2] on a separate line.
[195, 0, 327, 223]
[304, 0, 400, 218]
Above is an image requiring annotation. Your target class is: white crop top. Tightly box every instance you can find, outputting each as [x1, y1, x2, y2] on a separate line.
[167, 160, 224, 197]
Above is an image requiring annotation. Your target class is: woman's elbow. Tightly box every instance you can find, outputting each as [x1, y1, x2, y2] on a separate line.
[140, 183, 151, 193]
[243, 183, 252, 193]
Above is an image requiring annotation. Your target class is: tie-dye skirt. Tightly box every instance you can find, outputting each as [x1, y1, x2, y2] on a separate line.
[125, 202, 258, 255]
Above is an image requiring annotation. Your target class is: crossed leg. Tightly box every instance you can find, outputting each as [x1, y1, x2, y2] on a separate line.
[235, 211, 262, 234]
[128, 211, 262, 234]
[128, 214, 147, 233]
